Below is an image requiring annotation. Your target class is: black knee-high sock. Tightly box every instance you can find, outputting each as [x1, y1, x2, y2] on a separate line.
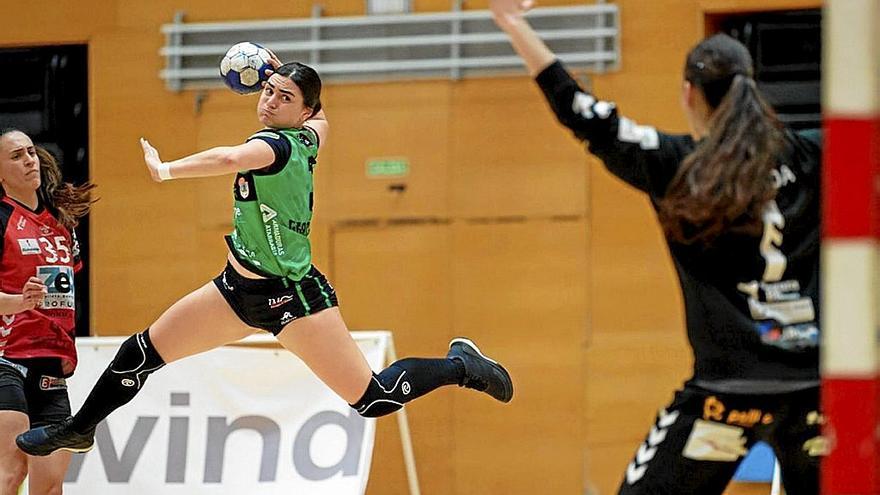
[70, 331, 166, 433]
[351, 357, 465, 417]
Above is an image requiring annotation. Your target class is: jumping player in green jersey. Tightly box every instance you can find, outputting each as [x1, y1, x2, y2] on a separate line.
[17, 57, 513, 457]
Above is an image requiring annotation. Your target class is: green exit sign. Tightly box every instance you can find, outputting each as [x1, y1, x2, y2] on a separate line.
[366, 158, 409, 178]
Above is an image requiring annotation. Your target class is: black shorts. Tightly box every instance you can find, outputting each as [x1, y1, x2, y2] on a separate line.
[618, 384, 821, 495]
[0, 357, 71, 428]
[213, 263, 339, 335]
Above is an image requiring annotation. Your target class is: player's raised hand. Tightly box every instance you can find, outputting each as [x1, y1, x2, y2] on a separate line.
[264, 47, 282, 78]
[140, 138, 165, 182]
[20, 276, 47, 311]
[490, 0, 534, 27]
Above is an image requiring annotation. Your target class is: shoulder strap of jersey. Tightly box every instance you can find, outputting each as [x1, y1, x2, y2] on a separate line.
[302, 125, 320, 149]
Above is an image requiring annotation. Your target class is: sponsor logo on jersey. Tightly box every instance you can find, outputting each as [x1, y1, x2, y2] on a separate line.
[703, 396, 725, 421]
[18, 238, 41, 255]
[617, 117, 660, 150]
[803, 436, 829, 457]
[234, 174, 257, 203]
[682, 419, 748, 462]
[807, 411, 825, 426]
[280, 311, 296, 325]
[16, 217, 26, 231]
[287, 220, 311, 236]
[756, 321, 818, 351]
[36, 265, 75, 310]
[260, 204, 277, 223]
[39, 225, 52, 236]
[297, 132, 314, 148]
[704, 396, 773, 428]
[264, 214, 286, 257]
[268, 294, 295, 309]
[39, 375, 67, 391]
[269, 227, 285, 255]
[725, 408, 773, 428]
[238, 176, 250, 199]
[572, 91, 617, 120]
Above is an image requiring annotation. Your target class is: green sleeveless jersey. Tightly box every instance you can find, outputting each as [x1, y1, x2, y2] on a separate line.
[226, 127, 318, 281]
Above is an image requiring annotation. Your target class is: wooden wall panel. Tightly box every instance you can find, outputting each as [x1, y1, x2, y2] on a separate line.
[332, 219, 587, 494]
[0, 1, 110, 45]
[449, 78, 589, 218]
[331, 224, 455, 495]
[320, 82, 453, 220]
[451, 220, 587, 494]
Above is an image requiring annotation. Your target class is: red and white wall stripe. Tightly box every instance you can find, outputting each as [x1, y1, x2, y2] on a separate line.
[821, 0, 880, 493]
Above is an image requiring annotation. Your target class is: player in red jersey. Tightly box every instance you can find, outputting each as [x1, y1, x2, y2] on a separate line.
[0, 128, 95, 495]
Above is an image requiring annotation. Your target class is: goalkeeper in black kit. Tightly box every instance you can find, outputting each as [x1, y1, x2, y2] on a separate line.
[490, 0, 823, 493]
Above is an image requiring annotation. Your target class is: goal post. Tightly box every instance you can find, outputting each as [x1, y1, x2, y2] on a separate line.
[821, 1, 880, 493]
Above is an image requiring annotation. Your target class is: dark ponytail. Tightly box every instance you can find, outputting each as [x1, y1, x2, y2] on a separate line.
[658, 34, 783, 245]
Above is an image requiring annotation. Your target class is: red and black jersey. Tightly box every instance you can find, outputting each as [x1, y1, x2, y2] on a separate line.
[0, 196, 81, 375]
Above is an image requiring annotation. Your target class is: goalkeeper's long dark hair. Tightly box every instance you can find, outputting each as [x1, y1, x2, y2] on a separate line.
[658, 34, 784, 245]
[0, 128, 97, 230]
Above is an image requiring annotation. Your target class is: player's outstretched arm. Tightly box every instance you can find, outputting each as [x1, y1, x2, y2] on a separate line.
[140, 138, 276, 182]
[490, 0, 612, 144]
[490, 0, 555, 77]
[491, 0, 684, 195]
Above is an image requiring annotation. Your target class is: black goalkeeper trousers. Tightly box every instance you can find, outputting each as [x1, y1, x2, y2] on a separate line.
[617, 384, 821, 495]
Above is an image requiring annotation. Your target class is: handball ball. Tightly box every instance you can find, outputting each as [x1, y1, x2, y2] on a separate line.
[219, 42, 273, 94]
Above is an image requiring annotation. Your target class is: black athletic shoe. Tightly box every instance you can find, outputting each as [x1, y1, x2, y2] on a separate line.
[16, 417, 95, 456]
[447, 337, 514, 403]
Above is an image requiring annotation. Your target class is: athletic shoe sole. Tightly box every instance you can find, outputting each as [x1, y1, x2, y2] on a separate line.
[60, 444, 95, 454]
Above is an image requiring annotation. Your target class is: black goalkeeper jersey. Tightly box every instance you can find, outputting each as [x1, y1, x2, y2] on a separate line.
[535, 60, 822, 393]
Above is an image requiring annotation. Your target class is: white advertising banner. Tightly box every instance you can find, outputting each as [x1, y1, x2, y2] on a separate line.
[61, 332, 390, 495]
